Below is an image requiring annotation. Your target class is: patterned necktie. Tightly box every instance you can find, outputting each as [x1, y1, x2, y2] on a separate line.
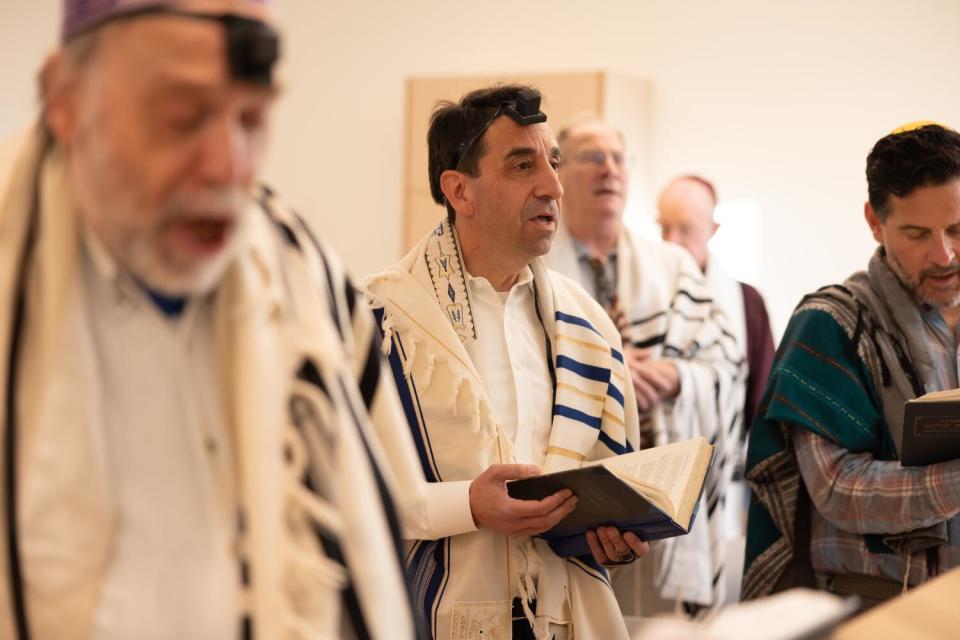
[584, 255, 657, 448]
[584, 256, 617, 315]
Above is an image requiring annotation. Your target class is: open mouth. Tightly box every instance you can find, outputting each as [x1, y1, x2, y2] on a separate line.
[169, 217, 234, 256]
[530, 212, 557, 225]
[923, 269, 960, 283]
[926, 274, 960, 287]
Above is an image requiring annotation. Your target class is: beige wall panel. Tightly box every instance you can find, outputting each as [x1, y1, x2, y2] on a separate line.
[603, 75, 655, 213]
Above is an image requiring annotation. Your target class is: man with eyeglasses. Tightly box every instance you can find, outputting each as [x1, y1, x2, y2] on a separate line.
[365, 86, 649, 640]
[0, 1, 425, 637]
[544, 120, 745, 615]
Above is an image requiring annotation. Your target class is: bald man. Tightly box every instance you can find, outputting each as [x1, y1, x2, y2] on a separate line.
[657, 176, 777, 605]
[544, 120, 746, 613]
[658, 176, 776, 436]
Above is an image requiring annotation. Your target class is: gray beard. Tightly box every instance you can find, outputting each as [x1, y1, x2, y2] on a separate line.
[884, 249, 960, 310]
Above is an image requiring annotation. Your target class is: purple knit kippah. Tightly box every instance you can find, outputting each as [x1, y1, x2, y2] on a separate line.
[62, 0, 270, 42]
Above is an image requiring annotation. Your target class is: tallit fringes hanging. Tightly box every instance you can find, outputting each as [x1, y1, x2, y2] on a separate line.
[421, 352, 439, 389]
[401, 338, 418, 378]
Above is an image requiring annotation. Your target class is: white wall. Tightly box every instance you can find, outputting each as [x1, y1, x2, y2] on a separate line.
[3, 0, 960, 336]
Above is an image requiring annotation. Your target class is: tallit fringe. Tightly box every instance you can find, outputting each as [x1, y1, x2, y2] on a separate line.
[280, 418, 348, 638]
[422, 352, 438, 388]
[363, 298, 500, 441]
[361, 276, 401, 356]
[516, 539, 540, 631]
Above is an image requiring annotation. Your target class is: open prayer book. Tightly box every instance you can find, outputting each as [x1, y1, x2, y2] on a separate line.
[507, 437, 714, 557]
[901, 388, 960, 466]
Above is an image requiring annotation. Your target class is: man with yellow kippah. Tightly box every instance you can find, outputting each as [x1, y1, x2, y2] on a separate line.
[743, 123, 960, 610]
[0, 1, 425, 638]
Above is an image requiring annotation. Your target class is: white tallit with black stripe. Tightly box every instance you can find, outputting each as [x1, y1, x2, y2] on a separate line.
[546, 223, 746, 608]
[364, 220, 641, 640]
[0, 125, 423, 639]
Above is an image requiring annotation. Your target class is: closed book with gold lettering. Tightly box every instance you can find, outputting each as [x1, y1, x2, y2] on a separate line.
[901, 389, 960, 466]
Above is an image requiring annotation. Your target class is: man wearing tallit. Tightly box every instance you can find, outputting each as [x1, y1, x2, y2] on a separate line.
[543, 120, 746, 614]
[0, 1, 424, 638]
[364, 86, 650, 640]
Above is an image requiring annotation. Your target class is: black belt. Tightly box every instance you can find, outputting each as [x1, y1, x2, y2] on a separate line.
[511, 598, 537, 640]
[511, 597, 537, 621]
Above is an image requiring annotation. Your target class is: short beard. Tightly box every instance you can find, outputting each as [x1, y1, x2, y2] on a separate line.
[886, 251, 960, 309]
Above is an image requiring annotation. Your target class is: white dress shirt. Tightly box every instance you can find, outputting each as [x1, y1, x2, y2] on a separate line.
[463, 268, 553, 468]
[449, 267, 557, 595]
[78, 236, 240, 639]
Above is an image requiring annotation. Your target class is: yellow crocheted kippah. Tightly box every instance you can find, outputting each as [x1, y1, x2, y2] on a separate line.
[889, 120, 954, 135]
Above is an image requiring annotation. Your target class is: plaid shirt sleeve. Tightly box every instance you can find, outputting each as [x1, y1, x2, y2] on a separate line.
[792, 426, 960, 535]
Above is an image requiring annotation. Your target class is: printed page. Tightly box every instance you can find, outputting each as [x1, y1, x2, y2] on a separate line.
[914, 387, 960, 402]
[589, 438, 705, 519]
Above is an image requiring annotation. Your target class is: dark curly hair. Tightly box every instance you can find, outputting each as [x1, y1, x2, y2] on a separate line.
[866, 124, 960, 221]
[427, 84, 541, 222]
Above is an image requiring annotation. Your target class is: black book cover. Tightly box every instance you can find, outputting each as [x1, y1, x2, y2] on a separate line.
[507, 465, 687, 557]
[901, 399, 960, 466]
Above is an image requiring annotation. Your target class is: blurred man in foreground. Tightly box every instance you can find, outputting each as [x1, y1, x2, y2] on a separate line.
[0, 1, 422, 637]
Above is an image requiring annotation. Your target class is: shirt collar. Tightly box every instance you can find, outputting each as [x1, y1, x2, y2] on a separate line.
[80, 225, 192, 319]
[465, 264, 535, 293]
[572, 237, 617, 264]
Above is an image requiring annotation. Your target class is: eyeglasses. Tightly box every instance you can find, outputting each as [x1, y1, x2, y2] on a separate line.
[573, 150, 634, 171]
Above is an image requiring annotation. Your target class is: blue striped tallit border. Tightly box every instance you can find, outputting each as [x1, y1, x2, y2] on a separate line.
[568, 556, 612, 590]
[374, 309, 441, 483]
[407, 538, 450, 638]
[556, 355, 610, 383]
[607, 383, 625, 407]
[554, 404, 602, 430]
[556, 310, 602, 336]
[598, 430, 633, 455]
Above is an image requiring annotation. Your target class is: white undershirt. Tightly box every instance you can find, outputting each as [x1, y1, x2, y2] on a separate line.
[81, 236, 239, 639]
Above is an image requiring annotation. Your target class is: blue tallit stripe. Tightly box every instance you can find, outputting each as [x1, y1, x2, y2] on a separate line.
[556, 355, 609, 383]
[555, 310, 601, 336]
[607, 383, 625, 407]
[408, 538, 449, 638]
[568, 556, 611, 589]
[554, 404, 602, 430]
[598, 429, 631, 455]
[612, 348, 624, 364]
[375, 310, 440, 484]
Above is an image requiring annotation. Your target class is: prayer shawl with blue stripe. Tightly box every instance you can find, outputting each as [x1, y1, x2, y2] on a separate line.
[363, 220, 641, 640]
[546, 223, 746, 609]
